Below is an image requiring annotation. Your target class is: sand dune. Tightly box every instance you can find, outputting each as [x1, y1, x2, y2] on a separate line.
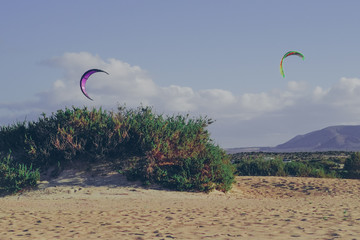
[0, 168, 359, 239]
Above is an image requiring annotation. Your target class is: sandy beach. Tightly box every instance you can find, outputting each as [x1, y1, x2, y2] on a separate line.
[0, 166, 359, 240]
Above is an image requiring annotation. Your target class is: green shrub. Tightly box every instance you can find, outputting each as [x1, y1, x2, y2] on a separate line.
[122, 107, 234, 192]
[268, 159, 286, 176]
[235, 157, 337, 178]
[344, 153, 360, 179]
[0, 105, 234, 193]
[284, 161, 310, 177]
[235, 157, 285, 177]
[0, 152, 40, 195]
[0, 107, 131, 171]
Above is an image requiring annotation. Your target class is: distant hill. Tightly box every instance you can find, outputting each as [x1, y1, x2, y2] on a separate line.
[226, 125, 360, 153]
[273, 125, 360, 152]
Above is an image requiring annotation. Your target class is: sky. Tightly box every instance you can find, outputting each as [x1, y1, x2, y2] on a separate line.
[2, 1, 360, 148]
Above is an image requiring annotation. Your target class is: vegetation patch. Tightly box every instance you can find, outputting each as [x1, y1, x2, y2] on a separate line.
[231, 151, 357, 178]
[0, 105, 234, 195]
[343, 152, 360, 179]
[0, 151, 40, 195]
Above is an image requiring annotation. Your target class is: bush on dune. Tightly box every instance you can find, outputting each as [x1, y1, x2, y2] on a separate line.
[115, 107, 234, 192]
[0, 105, 234, 194]
[0, 151, 40, 195]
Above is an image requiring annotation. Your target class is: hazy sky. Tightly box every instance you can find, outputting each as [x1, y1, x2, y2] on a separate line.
[2, 1, 360, 148]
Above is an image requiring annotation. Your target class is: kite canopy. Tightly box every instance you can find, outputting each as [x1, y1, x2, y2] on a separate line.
[80, 69, 109, 100]
[280, 51, 305, 78]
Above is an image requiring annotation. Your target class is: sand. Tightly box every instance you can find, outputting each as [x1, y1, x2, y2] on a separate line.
[0, 166, 359, 240]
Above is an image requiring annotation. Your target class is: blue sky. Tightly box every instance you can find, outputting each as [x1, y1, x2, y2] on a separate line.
[2, 1, 360, 148]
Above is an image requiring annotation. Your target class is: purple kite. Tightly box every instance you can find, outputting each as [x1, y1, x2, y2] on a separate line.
[80, 69, 109, 100]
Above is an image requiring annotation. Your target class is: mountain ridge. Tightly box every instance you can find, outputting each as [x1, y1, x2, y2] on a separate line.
[226, 125, 360, 153]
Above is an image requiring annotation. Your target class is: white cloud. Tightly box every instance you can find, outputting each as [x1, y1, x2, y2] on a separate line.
[45, 52, 106, 76]
[287, 81, 307, 92]
[158, 85, 196, 111]
[313, 86, 328, 101]
[338, 77, 360, 93]
[198, 89, 236, 107]
[3, 52, 360, 147]
[311, 78, 360, 108]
